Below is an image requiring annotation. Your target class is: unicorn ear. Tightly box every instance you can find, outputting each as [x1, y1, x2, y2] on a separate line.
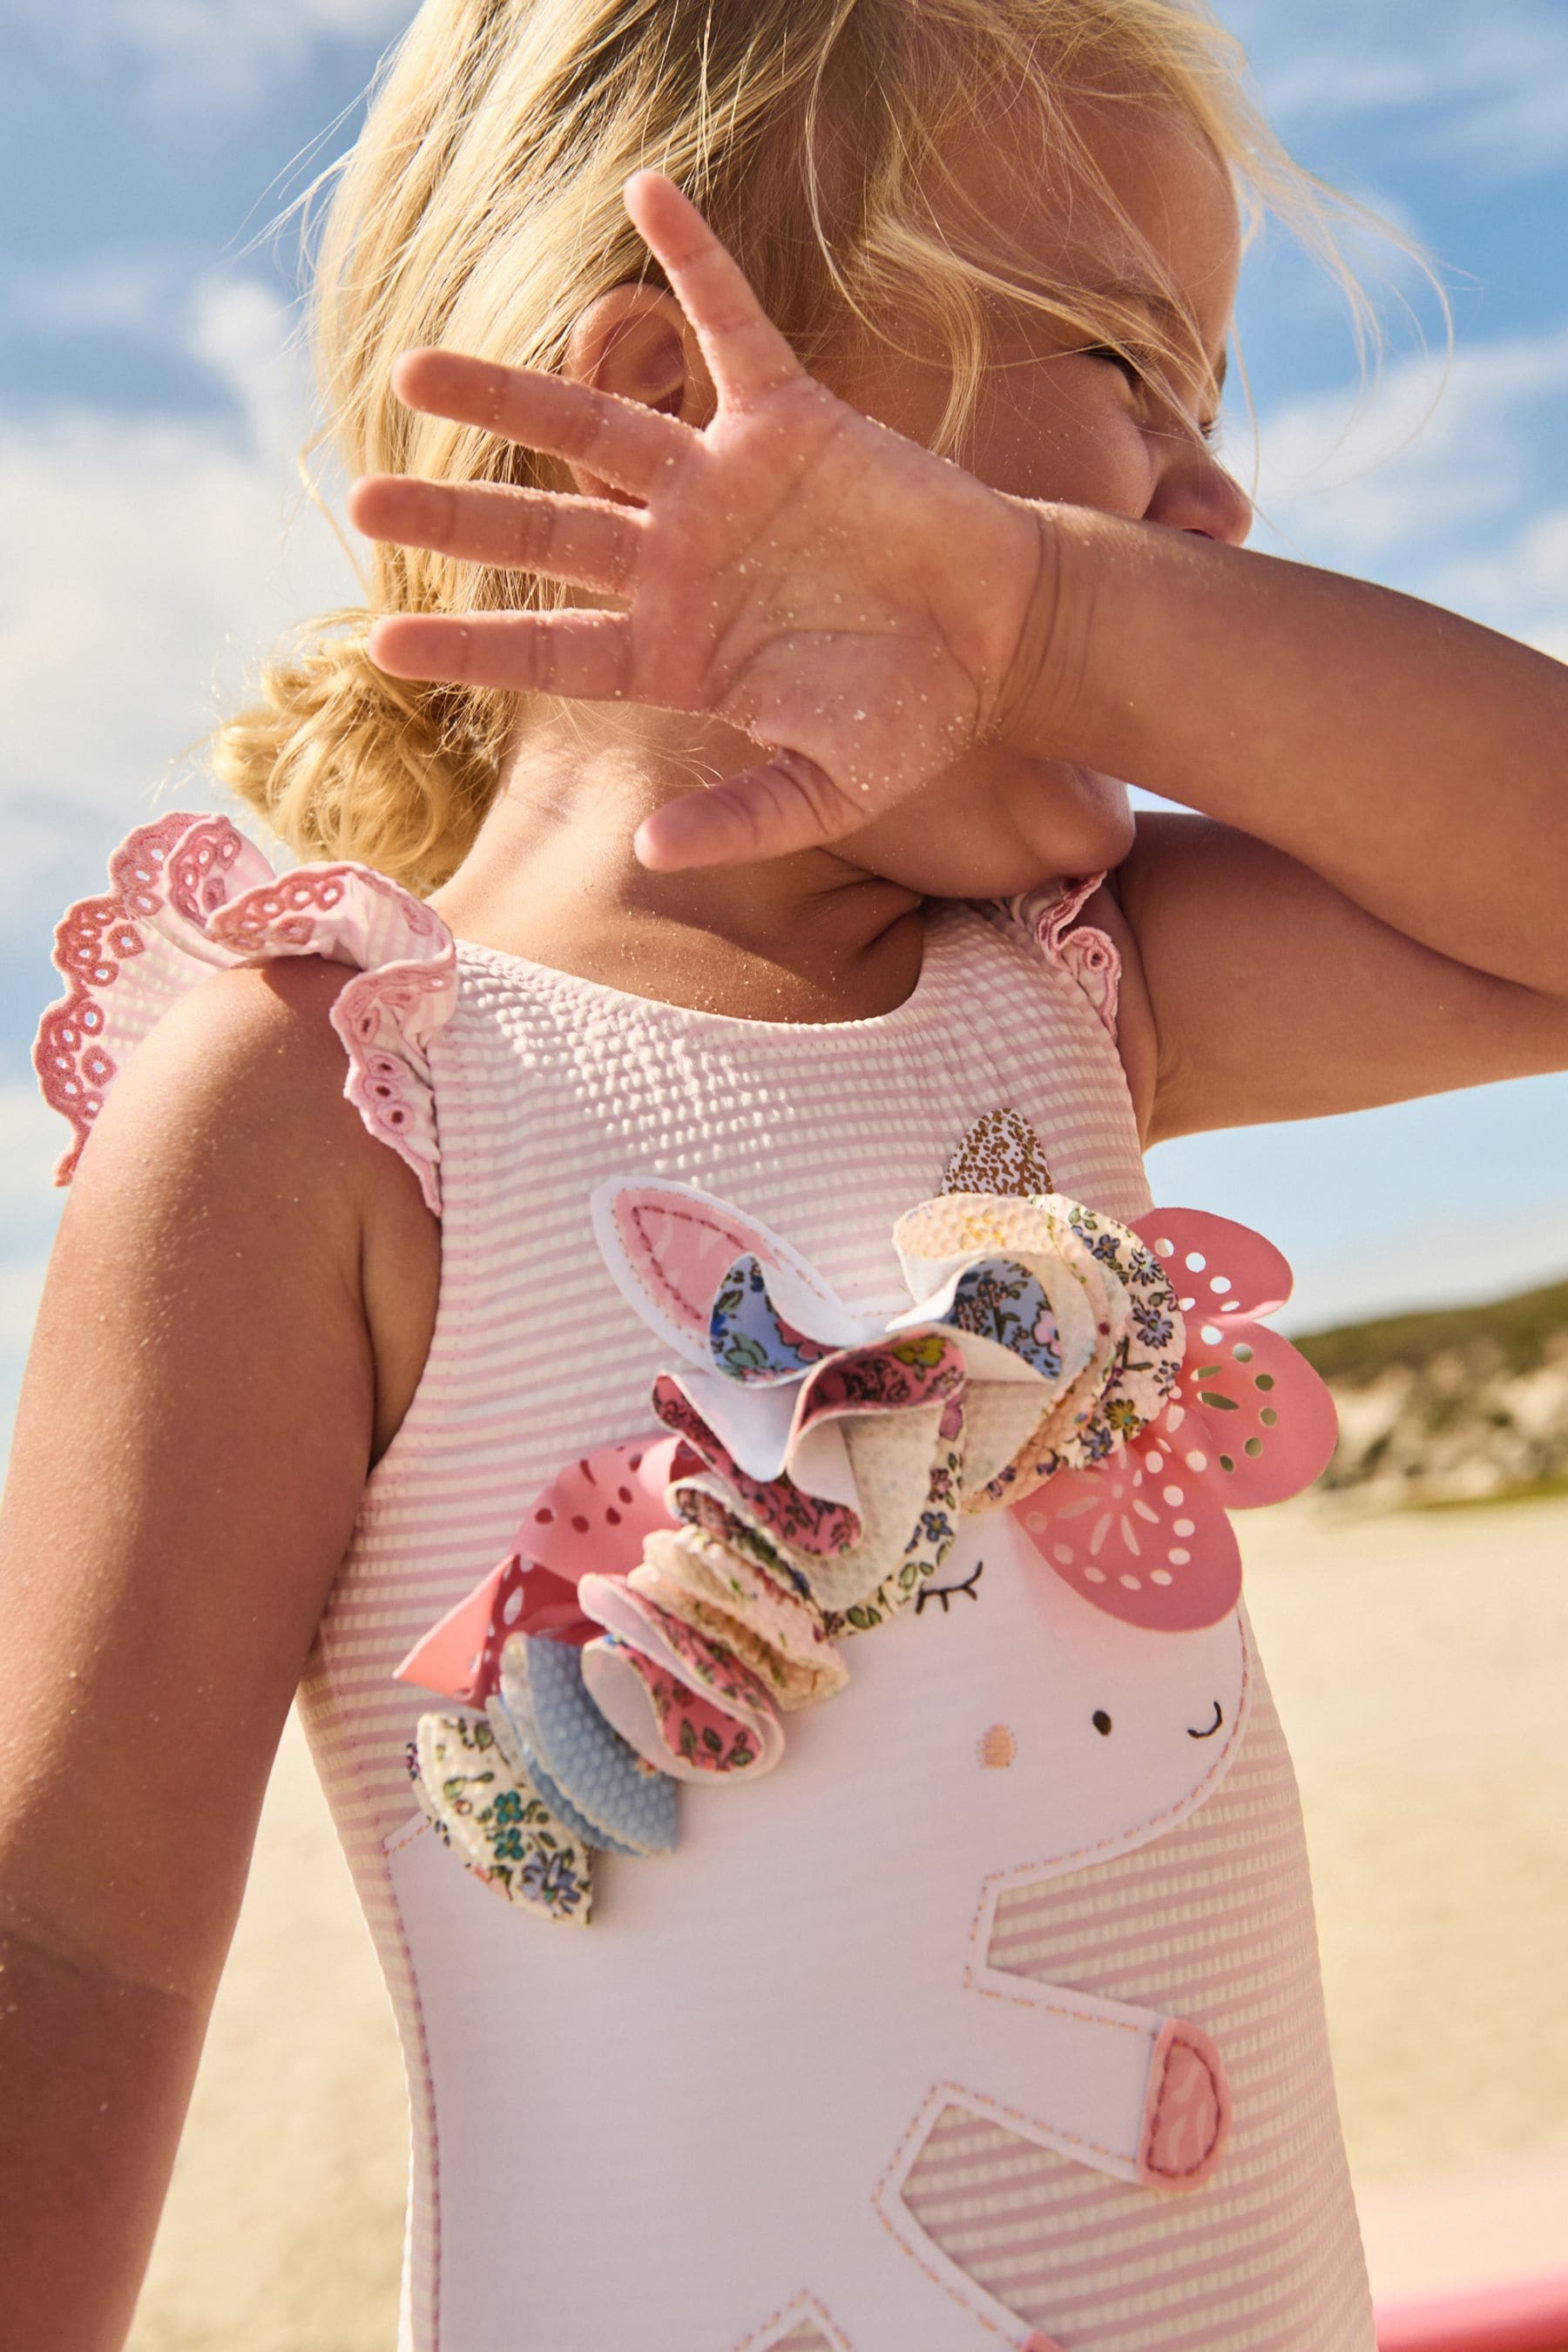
[591, 1178, 862, 1363]
[943, 1106, 1055, 1199]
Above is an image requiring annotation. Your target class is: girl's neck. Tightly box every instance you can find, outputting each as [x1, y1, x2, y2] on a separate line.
[429, 706, 926, 1023]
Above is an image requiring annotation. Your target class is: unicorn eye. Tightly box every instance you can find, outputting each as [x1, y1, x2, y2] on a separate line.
[1092, 1709, 1112, 1736]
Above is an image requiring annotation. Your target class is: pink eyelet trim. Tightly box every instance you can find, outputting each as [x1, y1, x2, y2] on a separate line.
[34, 814, 458, 1213]
[1006, 875, 1121, 1038]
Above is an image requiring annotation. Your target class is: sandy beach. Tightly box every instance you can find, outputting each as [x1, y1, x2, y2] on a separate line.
[124, 1494, 1568, 2349]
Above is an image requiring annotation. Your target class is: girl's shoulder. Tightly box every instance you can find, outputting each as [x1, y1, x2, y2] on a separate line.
[34, 813, 449, 1461]
[34, 809, 459, 1216]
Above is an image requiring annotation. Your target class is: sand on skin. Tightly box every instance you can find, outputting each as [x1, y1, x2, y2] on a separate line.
[124, 1495, 1568, 2349]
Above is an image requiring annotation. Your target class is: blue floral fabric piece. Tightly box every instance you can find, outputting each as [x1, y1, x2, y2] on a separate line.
[945, 1259, 1062, 1378]
[499, 1634, 678, 1858]
[708, 1254, 833, 1384]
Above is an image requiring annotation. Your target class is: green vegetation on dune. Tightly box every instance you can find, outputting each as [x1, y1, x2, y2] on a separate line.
[1293, 1279, 1568, 1388]
[1411, 1470, 1568, 1511]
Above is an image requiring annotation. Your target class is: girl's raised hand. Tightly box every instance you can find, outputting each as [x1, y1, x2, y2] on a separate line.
[351, 172, 1049, 871]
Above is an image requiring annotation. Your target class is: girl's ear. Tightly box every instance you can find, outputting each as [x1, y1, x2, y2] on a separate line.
[560, 286, 715, 497]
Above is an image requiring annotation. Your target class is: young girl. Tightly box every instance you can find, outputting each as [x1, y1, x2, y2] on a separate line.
[6, 2, 1567, 2348]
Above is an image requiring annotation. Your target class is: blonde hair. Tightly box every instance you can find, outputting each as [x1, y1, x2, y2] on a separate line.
[215, 0, 1402, 893]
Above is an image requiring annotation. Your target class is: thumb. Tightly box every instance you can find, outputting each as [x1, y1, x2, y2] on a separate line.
[633, 749, 858, 870]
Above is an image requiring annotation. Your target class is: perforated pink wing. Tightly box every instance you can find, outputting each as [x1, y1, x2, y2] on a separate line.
[1173, 1320, 1339, 1508]
[1132, 1206, 1293, 1322]
[1011, 1451, 1242, 1632]
[392, 1434, 684, 1702]
[1016, 1206, 1337, 1630]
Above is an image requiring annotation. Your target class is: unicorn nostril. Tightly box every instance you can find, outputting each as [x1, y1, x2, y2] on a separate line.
[1092, 1709, 1112, 1736]
[1187, 1700, 1224, 1740]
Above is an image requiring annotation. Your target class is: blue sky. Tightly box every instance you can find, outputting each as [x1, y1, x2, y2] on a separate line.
[3, 0, 1568, 1431]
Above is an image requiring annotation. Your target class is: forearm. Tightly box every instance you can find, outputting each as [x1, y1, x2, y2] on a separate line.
[0, 1923, 208, 2351]
[1017, 504, 1568, 996]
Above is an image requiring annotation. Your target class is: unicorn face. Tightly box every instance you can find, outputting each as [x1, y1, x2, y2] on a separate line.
[761, 1509, 1247, 1915]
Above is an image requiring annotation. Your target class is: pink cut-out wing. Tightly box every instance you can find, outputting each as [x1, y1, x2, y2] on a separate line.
[1012, 1448, 1242, 1632]
[591, 1178, 856, 1362]
[394, 1561, 509, 1703]
[1132, 1206, 1293, 1323]
[521, 1434, 683, 1582]
[1174, 1321, 1339, 1507]
[394, 1549, 607, 1706]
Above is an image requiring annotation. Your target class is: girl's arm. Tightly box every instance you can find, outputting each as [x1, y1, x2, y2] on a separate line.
[1009, 512, 1568, 1137]
[0, 960, 436, 2352]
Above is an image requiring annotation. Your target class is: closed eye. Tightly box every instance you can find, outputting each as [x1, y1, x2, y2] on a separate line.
[1083, 343, 1222, 446]
[1083, 341, 1150, 389]
[916, 1558, 983, 1615]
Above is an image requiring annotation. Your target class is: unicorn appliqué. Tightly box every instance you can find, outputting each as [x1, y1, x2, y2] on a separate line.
[389, 1111, 1336, 2351]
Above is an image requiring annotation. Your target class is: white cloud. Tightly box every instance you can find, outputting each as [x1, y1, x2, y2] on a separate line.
[1424, 504, 1568, 653]
[17, 260, 179, 338]
[0, 1084, 72, 1204]
[1234, 321, 1568, 574]
[16, 0, 416, 107]
[0, 1092, 64, 1381]
[0, 1257, 51, 1360]
[1225, 0, 1568, 179]
[0, 274, 362, 909]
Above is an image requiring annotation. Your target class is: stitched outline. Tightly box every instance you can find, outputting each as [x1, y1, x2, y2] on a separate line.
[872, 2081, 1121, 2346]
[359, 1010, 484, 2352]
[384, 1810, 432, 1858]
[630, 1199, 769, 1324]
[966, 1975, 1147, 2044]
[963, 1610, 1254, 1965]
[595, 1179, 850, 1353]
[733, 2292, 855, 2352]
[870, 1611, 1254, 2335]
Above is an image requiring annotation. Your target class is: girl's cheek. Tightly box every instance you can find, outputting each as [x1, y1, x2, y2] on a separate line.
[965, 382, 1155, 518]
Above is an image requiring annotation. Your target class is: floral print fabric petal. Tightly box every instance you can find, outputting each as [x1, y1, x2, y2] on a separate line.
[411, 1710, 592, 1924]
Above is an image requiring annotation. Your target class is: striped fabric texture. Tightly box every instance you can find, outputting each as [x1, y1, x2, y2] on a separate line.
[291, 896, 1373, 2351]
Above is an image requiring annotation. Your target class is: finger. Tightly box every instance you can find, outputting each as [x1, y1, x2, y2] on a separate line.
[367, 609, 637, 701]
[349, 475, 640, 596]
[622, 171, 801, 410]
[633, 751, 858, 871]
[391, 348, 692, 498]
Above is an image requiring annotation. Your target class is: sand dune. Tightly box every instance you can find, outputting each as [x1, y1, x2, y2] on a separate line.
[124, 1496, 1568, 2349]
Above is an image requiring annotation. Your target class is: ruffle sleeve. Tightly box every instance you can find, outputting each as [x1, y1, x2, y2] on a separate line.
[1004, 873, 1121, 1038]
[33, 811, 458, 1214]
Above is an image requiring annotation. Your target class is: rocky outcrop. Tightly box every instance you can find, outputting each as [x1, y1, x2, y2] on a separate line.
[1294, 1281, 1568, 1505]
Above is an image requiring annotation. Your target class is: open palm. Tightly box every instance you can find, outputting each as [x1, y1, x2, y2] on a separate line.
[350, 172, 1048, 869]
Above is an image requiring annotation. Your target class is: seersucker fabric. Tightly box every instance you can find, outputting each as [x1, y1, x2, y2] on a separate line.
[36, 815, 1375, 2352]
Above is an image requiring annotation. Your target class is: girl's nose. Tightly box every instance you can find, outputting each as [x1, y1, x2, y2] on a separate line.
[1147, 442, 1254, 548]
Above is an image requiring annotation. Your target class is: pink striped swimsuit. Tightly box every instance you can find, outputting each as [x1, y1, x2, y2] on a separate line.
[38, 813, 1375, 2352]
